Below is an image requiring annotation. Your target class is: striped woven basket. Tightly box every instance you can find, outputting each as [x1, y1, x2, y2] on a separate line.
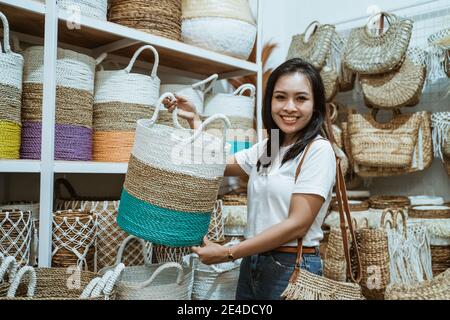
[117, 93, 231, 247]
[160, 73, 217, 117]
[181, 0, 256, 60]
[0, 12, 24, 160]
[203, 84, 256, 154]
[93, 45, 161, 163]
[21, 46, 96, 161]
[109, 0, 182, 41]
[57, 0, 108, 20]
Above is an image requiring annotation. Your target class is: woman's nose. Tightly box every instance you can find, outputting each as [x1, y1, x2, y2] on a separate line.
[283, 99, 296, 111]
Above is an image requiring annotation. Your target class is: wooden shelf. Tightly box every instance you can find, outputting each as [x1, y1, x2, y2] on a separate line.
[0, 160, 41, 173]
[54, 161, 128, 174]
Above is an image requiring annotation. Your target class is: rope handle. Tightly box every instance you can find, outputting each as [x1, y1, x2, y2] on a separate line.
[0, 252, 4, 264]
[393, 209, 408, 240]
[140, 262, 184, 288]
[115, 235, 152, 266]
[328, 103, 338, 124]
[371, 108, 401, 123]
[191, 74, 218, 94]
[54, 178, 79, 200]
[380, 208, 397, 229]
[125, 45, 159, 78]
[101, 263, 125, 297]
[0, 256, 18, 284]
[302, 20, 320, 43]
[11, 34, 21, 52]
[80, 277, 102, 299]
[0, 12, 11, 54]
[233, 83, 256, 98]
[82, 264, 125, 299]
[6, 266, 36, 298]
[366, 11, 397, 33]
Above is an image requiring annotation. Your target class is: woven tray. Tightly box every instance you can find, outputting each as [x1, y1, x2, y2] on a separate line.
[368, 196, 411, 210]
[409, 205, 450, 219]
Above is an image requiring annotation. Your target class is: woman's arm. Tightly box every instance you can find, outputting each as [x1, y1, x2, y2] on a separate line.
[192, 193, 324, 264]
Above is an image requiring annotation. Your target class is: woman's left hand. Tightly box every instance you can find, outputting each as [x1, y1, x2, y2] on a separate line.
[191, 236, 229, 265]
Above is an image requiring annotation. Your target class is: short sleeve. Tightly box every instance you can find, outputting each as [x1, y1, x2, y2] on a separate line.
[234, 139, 268, 176]
[293, 140, 336, 200]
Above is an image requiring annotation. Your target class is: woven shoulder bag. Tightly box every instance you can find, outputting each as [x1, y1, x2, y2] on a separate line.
[282, 140, 364, 300]
[361, 48, 427, 109]
[286, 21, 336, 70]
[343, 12, 413, 74]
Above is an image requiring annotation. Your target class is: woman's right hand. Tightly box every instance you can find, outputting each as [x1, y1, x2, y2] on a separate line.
[162, 94, 202, 129]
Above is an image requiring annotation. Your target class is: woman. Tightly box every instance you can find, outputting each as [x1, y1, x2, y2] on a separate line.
[163, 58, 336, 300]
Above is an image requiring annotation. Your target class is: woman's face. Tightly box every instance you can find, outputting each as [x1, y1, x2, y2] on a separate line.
[271, 72, 314, 142]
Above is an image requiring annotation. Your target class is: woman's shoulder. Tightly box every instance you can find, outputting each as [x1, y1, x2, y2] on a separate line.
[308, 136, 334, 154]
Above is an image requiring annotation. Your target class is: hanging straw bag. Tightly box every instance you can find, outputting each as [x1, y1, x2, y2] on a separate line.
[100, 236, 194, 300]
[57, 0, 108, 20]
[0, 12, 24, 160]
[203, 84, 256, 154]
[361, 48, 427, 109]
[427, 28, 450, 82]
[117, 93, 231, 247]
[281, 140, 364, 300]
[93, 45, 160, 163]
[160, 73, 218, 116]
[286, 21, 337, 70]
[3, 263, 124, 300]
[343, 12, 413, 74]
[321, 66, 339, 102]
[181, 0, 257, 60]
[431, 112, 450, 176]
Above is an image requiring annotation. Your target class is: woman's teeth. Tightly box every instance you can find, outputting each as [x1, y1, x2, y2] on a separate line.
[281, 115, 299, 123]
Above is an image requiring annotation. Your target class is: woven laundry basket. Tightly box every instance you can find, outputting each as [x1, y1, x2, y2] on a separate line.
[118, 93, 231, 247]
[2, 263, 124, 300]
[100, 236, 194, 300]
[21, 46, 96, 160]
[191, 243, 241, 300]
[57, 0, 108, 20]
[109, 0, 182, 41]
[222, 195, 247, 236]
[203, 84, 256, 154]
[0, 12, 24, 160]
[160, 73, 217, 117]
[0, 210, 33, 267]
[361, 48, 427, 110]
[52, 210, 98, 271]
[181, 0, 256, 60]
[93, 45, 161, 163]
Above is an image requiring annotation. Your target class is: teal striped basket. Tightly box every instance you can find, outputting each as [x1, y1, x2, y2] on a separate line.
[117, 93, 231, 247]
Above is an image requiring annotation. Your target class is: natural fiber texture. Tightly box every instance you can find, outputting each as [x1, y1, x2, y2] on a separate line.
[156, 109, 190, 128]
[0, 210, 33, 267]
[92, 131, 134, 162]
[0, 121, 21, 159]
[207, 200, 225, 243]
[109, 0, 182, 41]
[431, 246, 450, 276]
[323, 227, 350, 282]
[338, 62, 356, 92]
[0, 84, 21, 125]
[52, 210, 97, 271]
[222, 194, 247, 205]
[203, 116, 255, 142]
[286, 22, 337, 70]
[93, 102, 149, 131]
[124, 155, 221, 213]
[344, 13, 413, 74]
[58, 0, 108, 20]
[331, 200, 369, 212]
[361, 55, 426, 109]
[369, 196, 411, 210]
[22, 84, 93, 128]
[409, 205, 450, 219]
[182, 0, 255, 25]
[348, 112, 422, 168]
[153, 245, 192, 264]
[182, 17, 256, 60]
[321, 67, 339, 102]
[21, 122, 92, 161]
[431, 112, 450, 161]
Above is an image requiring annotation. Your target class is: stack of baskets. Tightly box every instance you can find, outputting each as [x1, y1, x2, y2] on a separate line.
[57, 0, 108, 20]
[203, 84, 256, 154]
[21, 46, 96, 160]
[93, 45, 160, 163]
[117, 93, 231, 247]
[108, 0, 182, 41]
[181, 0, 257, 60]
[0, 12, 24, 160]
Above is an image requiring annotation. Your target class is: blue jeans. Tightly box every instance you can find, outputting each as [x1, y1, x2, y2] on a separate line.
[235, 249, 322, 300]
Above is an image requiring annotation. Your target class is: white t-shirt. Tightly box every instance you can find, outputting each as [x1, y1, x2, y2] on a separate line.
[234, 136, 336, 247]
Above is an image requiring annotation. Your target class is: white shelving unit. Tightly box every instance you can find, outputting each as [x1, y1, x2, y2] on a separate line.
[0, 0, 264, 267]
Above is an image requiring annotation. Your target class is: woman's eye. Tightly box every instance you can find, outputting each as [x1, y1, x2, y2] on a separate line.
[274, 95, 285, 100]
[297, 96, 307, 101]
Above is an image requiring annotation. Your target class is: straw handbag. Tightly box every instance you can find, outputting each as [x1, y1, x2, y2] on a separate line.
[117, 93, 231, 247]
[427, 28, 450, 82]
[181, 0, 256, 60]
[3, 263, 124, 300]
[281, 141, 364, 300]
[93, 45, 160, 162]
[361, 48, 427, 109]
[321, 66, 339, 102]
[343, 12, 413, 74]
[58, 0, 107, 20]
[109, 0, 182, 41]
[286, 21, 338, 70]
[160, 73, 218, 116]
[21, 46, 96, 160]
[100, 236, 194, 300]
[0, 12, 24, 160]
[203, 84, 256, 154]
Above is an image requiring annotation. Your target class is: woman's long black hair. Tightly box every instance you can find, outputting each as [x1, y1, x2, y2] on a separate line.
[256, 58, 328, 173]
